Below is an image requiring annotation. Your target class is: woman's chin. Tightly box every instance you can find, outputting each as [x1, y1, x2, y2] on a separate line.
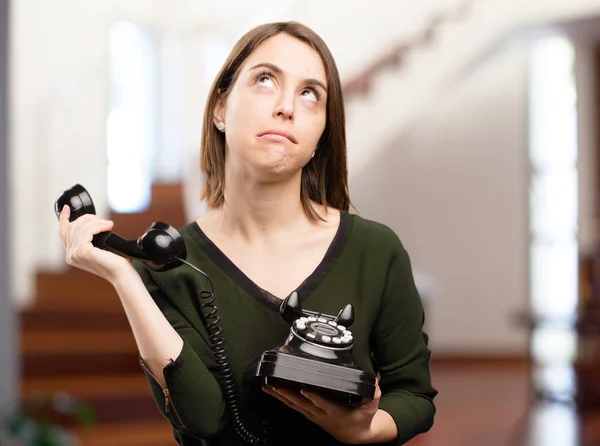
[256, 151, 293, 171]
[249, 159, 300, 182]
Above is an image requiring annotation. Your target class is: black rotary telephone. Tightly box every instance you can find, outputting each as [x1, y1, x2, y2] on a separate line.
[55, 184, 377, 445]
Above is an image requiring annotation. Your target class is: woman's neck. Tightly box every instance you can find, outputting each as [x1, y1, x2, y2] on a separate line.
[207, 174, 313, 243]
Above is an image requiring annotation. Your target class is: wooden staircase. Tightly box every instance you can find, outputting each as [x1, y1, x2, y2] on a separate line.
[19, 183, 188, 446]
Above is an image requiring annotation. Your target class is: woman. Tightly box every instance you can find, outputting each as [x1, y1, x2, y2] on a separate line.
[58, 21, 437, 445]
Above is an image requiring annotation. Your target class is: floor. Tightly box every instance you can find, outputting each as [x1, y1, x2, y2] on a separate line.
[409, 361, 600, 446]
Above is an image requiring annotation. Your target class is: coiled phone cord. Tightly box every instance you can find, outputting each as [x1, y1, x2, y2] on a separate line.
[176, 257, 269, 445]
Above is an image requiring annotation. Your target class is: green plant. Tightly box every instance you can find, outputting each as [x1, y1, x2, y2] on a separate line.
[1, 392, 95, 446]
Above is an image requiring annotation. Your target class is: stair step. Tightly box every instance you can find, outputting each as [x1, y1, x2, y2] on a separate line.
[21, 310, 139, 377]
[21, 308, 130, 331]
[23, 375, 150, 400]
[37, 266, 108, 281]
[36, 268, 119, 302]
[34, 295, 124, 310]
[22, 352, 141, 378]
[21, 329, 137, 355]
[22, 375, 164, 425]
[74, 421, 175, 446]
[146, 183, 184, 204]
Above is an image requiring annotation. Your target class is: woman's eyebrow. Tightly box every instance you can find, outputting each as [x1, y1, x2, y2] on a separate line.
[249, 62, 328, 93]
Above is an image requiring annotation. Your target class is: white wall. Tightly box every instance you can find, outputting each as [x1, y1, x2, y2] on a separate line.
[10, 0, 163, 306]
[348, 33, 600, 355]
[350, 41, 531, 354]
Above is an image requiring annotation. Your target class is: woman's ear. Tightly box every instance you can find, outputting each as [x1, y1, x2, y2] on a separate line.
[213, 97, 226, 130]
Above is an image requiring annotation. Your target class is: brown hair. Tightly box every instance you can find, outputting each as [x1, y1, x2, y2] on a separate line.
[200, 21, 352, 221]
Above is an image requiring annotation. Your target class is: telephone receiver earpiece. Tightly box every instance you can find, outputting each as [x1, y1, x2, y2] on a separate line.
[54, 184, 187, 271]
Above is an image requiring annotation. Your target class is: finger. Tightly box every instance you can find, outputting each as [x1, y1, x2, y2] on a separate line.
[263, 387, 315, 419]
[66, 220, 114, 265]
[66, 213, 98, 249]
[74, 218, 114, 241]
[58, 205, 71, 244]
[68, 215, 111, 247]
[374, 384, 382, 400]
[69, 219, 114, 255]
[265, 387, 322, 418]
[69, 212, 100, 232]
[374, 377, 382, 400]
[300, 389, 344, 415]
[272, 386, 315, 408]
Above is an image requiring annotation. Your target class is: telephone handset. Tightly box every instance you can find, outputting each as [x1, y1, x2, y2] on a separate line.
[54, 184, 377, 445]
[54, 184, 187, 271]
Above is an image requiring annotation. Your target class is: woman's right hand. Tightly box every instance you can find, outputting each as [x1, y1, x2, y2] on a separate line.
[58, 205, 135, 284]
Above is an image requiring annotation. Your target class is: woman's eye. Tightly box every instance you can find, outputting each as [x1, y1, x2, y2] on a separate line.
[257, 75, 275, 87]
[301, 89, 319, 103]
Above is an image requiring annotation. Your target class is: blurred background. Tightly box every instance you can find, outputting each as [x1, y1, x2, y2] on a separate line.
[4, 0, 600, 444]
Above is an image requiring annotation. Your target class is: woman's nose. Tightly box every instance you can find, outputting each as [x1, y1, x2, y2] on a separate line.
[276, 107, 293, 121]
[273, 94, 294, 121]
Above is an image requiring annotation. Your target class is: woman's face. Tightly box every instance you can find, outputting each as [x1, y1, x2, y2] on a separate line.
[214, 33, 328, 182]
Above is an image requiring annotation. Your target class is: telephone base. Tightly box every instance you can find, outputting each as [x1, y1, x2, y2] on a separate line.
[243, 350, 376, 407]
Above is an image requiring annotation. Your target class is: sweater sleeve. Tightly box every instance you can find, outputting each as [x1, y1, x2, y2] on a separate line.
[133, 261, 227, 440]
[371, 239, 437, 445]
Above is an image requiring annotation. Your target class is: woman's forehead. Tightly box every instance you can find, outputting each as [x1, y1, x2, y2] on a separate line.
[243, 34, 327, 85]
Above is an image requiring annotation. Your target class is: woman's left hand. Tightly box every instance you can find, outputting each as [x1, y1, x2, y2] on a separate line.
[262, 380, 383, 444]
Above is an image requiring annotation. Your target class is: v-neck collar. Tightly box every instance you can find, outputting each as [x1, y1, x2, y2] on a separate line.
[190, 212, 352, 311]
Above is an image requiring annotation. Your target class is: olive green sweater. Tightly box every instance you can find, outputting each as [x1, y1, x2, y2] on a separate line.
[133, 212, 437, 446]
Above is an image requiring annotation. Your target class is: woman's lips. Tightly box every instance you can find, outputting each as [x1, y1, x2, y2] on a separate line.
[257, 130, 298, 144]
